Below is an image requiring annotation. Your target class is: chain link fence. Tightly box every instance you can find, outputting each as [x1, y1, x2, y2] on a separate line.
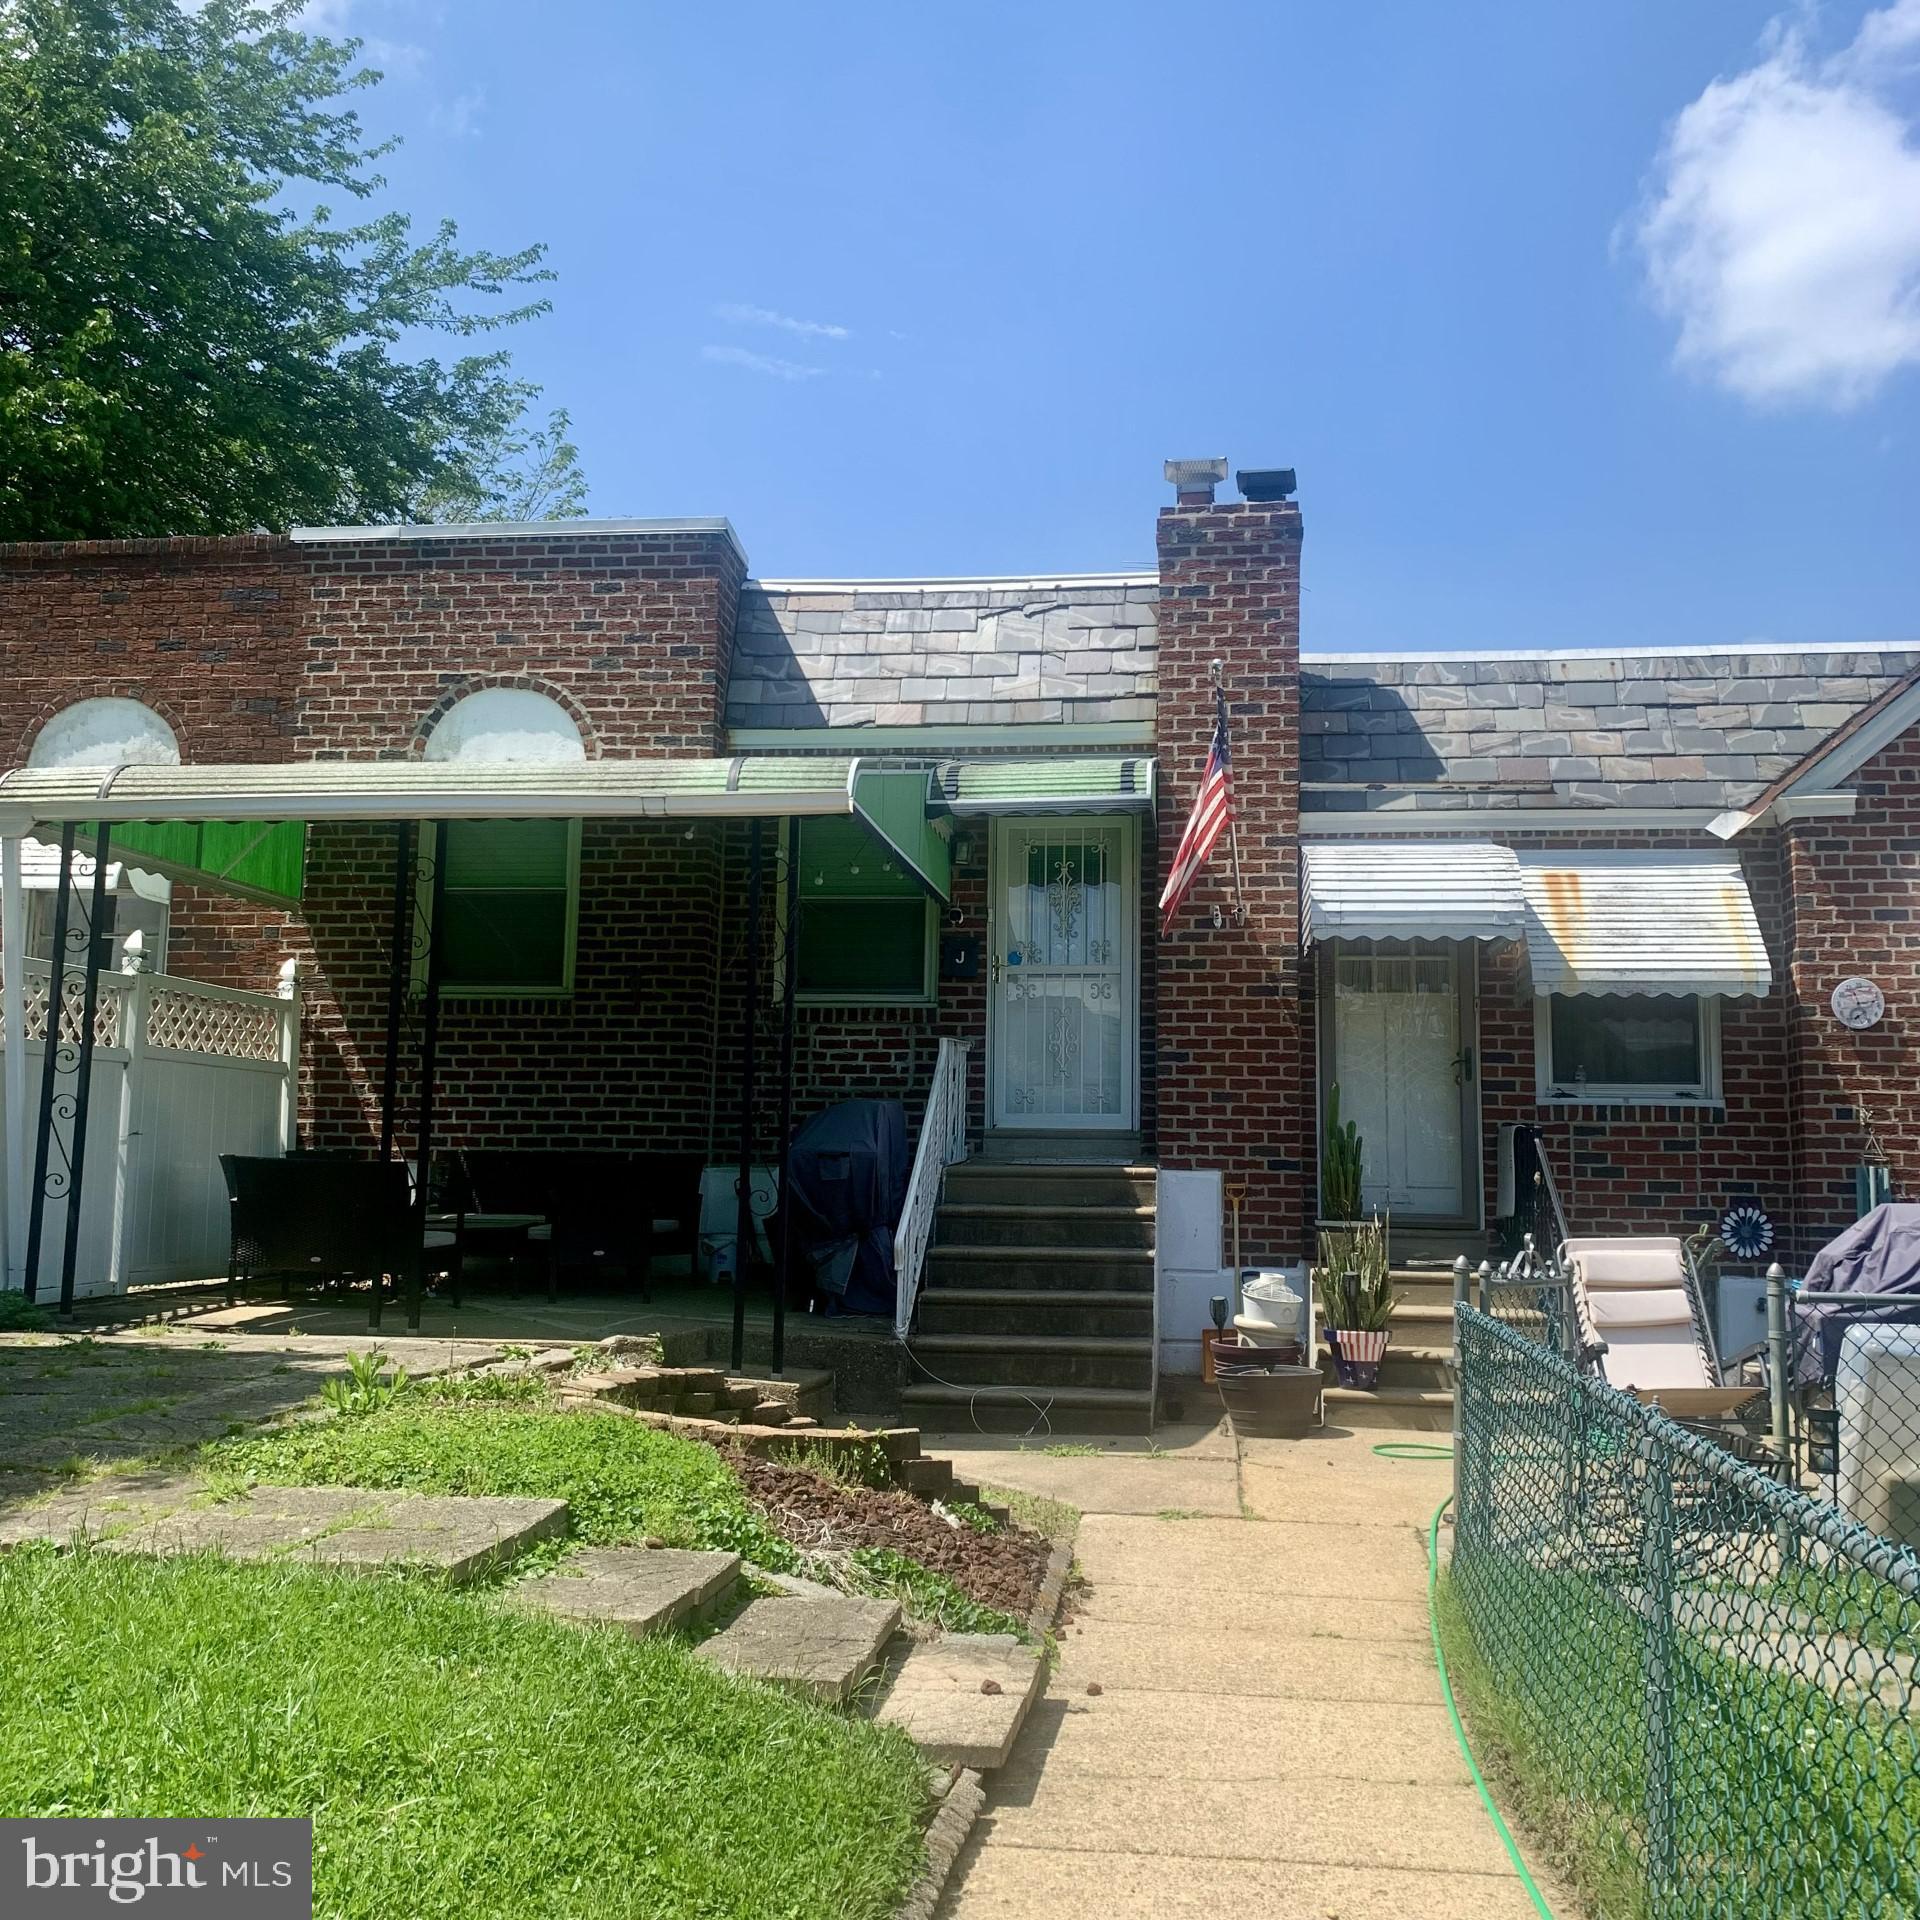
[1451, 1305, 1920, 1919]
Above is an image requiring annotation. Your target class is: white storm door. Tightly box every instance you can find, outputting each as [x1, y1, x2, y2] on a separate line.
[990, 817, 1137, 1131]
[1330, 943, 1467, 1218]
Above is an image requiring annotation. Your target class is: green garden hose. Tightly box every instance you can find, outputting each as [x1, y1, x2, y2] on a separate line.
[1369, 1441, 1558, 1919]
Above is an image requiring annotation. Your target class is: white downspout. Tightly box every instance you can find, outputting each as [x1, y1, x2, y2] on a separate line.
[1, 830, 28, 1292]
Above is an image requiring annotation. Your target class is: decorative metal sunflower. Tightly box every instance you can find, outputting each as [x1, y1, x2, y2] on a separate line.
[1719, 1206, 1774, 1261]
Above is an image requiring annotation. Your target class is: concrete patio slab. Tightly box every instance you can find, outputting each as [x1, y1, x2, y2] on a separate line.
[506, 1546, 742, 1635]
[985, 1688, 1469, 1787]
[94, 1485, 568, 1584]
[1051, 1621, 1440, 1704]
[930, 1449, 1241, 1517]
[1061, 1581, 1430, 1641]
[944, 1846, 1545, 1918]
[872, 1633, 1047, 1769]
[939, 1429, 1568, 1920]
[977, 1772, 1518, 1878]
[696, 1593, 902, 1704]
[1073, 1512, 1428, 1594]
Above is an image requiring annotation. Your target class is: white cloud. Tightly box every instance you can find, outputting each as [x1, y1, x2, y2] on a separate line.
[713, 303, 851, 342]
[1631, 0, 1920, 407]
[428, 87, 483, 138]
[700, 344, 826, 381]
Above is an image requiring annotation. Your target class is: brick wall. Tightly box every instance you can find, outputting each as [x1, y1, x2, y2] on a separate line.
[285, 529, 747, 1150]
[1782, 732, 1920, 1260]
[297, 530, 744, 758]
[0, 536, 307, 990]
[1153, 497, 1307, 1256]
[1472, 828, 1796, 1244]
[300, 819, 727, 1158]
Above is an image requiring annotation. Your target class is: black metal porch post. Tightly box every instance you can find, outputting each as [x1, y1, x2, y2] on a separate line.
[378, 821, 415, 1166]
[22, 823, 77, 1303]
[772, 815, 800, 1375]
[731, 819, 763, 1373]
[408, 830, 449, 1332]
[55, 826, 112, 1317]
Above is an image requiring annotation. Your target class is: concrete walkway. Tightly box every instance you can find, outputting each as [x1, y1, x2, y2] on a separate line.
[938, 1421, 1563, 1919]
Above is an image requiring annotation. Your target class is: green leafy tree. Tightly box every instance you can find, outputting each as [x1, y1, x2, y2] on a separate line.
[0, 0, 587, 538]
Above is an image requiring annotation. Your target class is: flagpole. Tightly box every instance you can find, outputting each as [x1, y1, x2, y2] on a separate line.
[1211, 660, 1248, 925]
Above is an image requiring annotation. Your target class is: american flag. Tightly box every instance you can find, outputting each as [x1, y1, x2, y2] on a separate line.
[1158, 689, 1235, 936]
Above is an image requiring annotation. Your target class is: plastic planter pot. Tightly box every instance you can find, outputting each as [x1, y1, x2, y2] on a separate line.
[1215, 1364, 1322, 1438]
[1326, 1327, 1390, 1392]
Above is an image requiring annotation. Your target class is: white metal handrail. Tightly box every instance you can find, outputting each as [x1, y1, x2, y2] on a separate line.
[893, 1037, 972, 1340]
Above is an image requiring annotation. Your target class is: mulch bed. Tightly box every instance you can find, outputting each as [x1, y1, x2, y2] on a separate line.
[727, 1452, 1051, 1619]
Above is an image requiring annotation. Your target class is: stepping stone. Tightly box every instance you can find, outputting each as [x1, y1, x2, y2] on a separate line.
[507, 1546, 741, 1635]
[870, 1633, 1047, 1769]
[695, 1594, 901, 1705]
[99, 1485, 567, 1586]
[0, 1473, 204, 1550]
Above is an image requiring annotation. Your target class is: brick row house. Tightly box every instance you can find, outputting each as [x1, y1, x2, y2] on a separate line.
[0, 464, 1915, 1420]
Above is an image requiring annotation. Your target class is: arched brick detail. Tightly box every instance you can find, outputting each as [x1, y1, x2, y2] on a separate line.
[408, 675, 602, 761]
[16, 686, 190, 766]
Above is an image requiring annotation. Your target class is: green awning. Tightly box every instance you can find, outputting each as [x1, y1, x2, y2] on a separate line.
[932, 757, 1156, 816]
[851, 769, 950, 900]
[0, 756, 952, 908]
[103, 820, 307, 909]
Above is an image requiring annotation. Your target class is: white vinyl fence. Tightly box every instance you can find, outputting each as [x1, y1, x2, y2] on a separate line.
[1, 962, 295, 1298]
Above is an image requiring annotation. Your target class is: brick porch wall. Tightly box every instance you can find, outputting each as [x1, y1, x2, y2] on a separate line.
[1782, 732, 1920, 1262]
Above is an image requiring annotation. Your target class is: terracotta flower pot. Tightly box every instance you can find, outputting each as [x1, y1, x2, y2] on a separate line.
[1327, 1326, 1390, 1392]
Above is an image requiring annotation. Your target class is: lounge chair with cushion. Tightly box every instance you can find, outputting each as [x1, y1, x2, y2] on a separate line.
[1566, 1235, 1758, 1421]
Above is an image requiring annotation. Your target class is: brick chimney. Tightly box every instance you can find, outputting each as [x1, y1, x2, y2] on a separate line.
[1152, 462, 1306, 1258]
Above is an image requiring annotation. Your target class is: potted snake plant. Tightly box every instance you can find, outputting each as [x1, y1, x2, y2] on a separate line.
[1316, 1216, 1395, 1390]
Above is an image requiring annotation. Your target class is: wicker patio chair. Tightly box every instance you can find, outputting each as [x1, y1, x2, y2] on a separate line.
[527, 1153, 655, 1302]
[220, 1155, 438, 1309]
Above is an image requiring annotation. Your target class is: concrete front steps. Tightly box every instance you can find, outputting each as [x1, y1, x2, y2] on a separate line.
[1318, 1267, 1458, 1434]
[905, 1161, 1157, 1435]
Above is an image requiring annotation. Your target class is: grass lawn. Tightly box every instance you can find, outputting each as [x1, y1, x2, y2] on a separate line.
[207, 1383, 800, 1573]
[0, 1546, 927, 1920]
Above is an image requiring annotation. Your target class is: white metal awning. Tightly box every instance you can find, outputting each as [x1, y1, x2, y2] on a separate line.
[1301, 840, 1527, 943]
[19, 836, 170, 901]
[1518, 850, 1772, 998]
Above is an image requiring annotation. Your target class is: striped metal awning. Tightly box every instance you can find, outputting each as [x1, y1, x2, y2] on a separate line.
[932, 757, 1156, 815]
[1518, 851, 1772, 998]
[1301, 840, 1527, 943]
[0, 756, 951, 907]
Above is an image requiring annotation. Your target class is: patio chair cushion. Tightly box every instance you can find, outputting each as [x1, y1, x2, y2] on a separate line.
[1568, 1241, 1688, 1290]
[1600, 1322, 1714, 1392]
[1587, 1287, 1695, 1331]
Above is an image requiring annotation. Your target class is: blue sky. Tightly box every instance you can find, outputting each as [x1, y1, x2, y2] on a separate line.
[321, 0, 1918, 653]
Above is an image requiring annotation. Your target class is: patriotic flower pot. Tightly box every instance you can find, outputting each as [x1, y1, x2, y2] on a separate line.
[1327, 1326, 1390, 1392]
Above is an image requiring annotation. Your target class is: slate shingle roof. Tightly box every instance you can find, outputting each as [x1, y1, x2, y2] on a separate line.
[1299, 650, 1920, 812]
[725, 577, 1159, 731]
[725, 577, 1919, 814]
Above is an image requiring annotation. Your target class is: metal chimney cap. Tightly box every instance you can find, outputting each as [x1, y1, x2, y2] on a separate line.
[1236, 468, 1297, 501]
[1163, 458, 1230, 489]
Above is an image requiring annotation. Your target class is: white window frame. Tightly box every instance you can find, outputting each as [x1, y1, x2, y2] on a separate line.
[415, 819, 582, 999]
[774, 836, 938, 1009]
[1534, 992, 1722, 1106]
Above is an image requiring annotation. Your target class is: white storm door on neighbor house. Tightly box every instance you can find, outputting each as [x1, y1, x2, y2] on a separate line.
[989, 817, 1137, 1131]
[1328, 941, 1473, 1220]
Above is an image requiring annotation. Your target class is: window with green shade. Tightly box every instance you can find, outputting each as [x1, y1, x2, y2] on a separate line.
[787, 817, 934, 1004]
[420, 820, 580, 995]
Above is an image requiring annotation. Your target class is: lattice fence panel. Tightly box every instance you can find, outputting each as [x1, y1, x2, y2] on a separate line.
[147, 985, 282, 1061]
[22, 972, 123, 1048]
